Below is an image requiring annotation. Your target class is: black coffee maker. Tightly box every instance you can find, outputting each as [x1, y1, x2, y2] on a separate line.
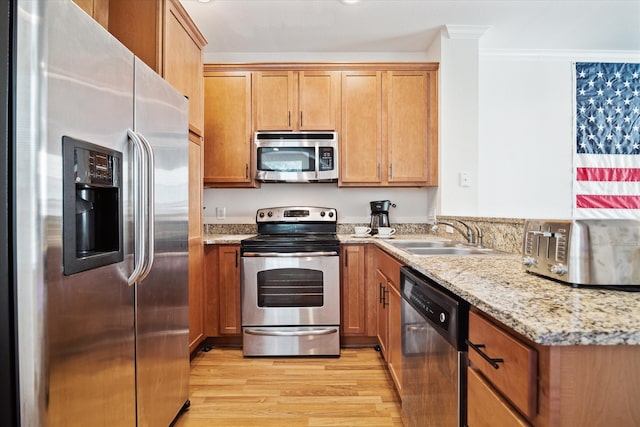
[369, 200, 395, 235]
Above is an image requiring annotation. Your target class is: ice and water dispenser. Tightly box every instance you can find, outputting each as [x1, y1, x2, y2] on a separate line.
[63, 136, 123, 275]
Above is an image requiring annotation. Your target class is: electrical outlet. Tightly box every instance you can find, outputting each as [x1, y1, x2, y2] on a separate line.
[459, 172, 470, 187]
[216, 207, 226, 219]
[445, 225, 454, 234]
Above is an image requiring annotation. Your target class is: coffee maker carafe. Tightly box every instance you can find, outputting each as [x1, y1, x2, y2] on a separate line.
[369, 200, 395, 235]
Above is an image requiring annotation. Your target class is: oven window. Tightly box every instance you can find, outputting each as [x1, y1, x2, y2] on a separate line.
[257, 268, 324, 307]
[257, 147, 315, 172]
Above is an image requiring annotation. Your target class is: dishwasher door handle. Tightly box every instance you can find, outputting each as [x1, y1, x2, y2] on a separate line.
[466, 339, 504, 369]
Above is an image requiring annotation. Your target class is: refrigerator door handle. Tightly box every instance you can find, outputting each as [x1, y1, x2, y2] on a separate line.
[127, 129, 148, 286]
[137, 132, 155, 282]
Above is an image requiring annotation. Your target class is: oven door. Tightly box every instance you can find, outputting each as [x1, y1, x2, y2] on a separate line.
[241, 252, 340, 327]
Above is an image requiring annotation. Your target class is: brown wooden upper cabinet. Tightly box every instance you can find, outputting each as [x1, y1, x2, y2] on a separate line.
[108, 0, 207, 137]
[72, 0, 109, 28]
[202, 71, 255, 187]
[340, 69, 438, 187]
[254, 71, 340, 131]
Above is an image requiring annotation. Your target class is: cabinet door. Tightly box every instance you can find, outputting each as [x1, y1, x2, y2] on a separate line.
[340, 245, 366, 336]
[72, 0, 109, 28]
[254, 71, 296, 130]
[298, 71, 339, 130]
[376, 270, 389, 359]
[384, 70, 436, 185]
[203, 245, 219, 336]
[108, 0, 161, 71]
[164, 0, 206, 136]
[387, 282, 403, 394]
[218, 245, 241, 335]
[340, 71, 382, 185]
[188, 135, 204, 353]
[203, 72, 253, 185]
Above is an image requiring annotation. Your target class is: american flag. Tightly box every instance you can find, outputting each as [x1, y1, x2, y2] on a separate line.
[574, 62, 640, 218]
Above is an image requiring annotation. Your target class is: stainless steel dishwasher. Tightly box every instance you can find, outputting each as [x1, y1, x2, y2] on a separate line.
[400, 267, 469, 427]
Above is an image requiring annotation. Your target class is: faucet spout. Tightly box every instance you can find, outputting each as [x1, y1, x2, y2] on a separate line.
[435, 220, 475, 245]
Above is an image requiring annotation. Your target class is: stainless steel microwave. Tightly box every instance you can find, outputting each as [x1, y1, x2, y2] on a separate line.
[254, 132, 338, 182]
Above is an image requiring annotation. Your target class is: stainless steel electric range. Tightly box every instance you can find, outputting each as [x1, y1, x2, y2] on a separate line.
[240, 206, 340, 357]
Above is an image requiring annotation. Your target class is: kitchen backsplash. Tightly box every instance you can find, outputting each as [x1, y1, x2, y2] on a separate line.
[204, 216, 525, 254]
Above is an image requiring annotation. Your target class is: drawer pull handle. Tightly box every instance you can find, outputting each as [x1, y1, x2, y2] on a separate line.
[466, 339, 504, 370]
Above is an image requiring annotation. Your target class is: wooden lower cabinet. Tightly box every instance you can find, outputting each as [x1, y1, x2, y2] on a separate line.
[375, 269, 389, 358]
[375, 248, 402, 394]
[468, 308, 640, 426]
[203, 244, 242, 338]
[340, 245, 367, 336]
[467, 367, 530, 427]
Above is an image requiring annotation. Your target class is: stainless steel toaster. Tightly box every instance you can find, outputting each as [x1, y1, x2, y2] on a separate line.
[522, 219, 640, 286]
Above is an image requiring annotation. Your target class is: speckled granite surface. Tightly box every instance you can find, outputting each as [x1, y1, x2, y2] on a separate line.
[203, 230, 640, 346]
[343, 234, 640, 346]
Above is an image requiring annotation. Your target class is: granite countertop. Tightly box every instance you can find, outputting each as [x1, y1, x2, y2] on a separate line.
[205, 233, 640, 346]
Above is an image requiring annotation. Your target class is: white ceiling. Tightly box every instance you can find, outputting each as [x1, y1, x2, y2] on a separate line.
[180, 0, 640, 60]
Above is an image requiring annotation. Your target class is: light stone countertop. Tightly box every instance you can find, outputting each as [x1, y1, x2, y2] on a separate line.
[205, 233, 640, 346]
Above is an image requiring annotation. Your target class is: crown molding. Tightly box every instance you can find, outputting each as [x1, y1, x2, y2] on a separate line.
[443, 25, 491, 40]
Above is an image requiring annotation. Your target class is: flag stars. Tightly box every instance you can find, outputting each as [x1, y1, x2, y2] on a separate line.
[596, 89, 604, 96]
[606, 81, 613, 87]
[606, 133, 614, 140]
[624, 81, 631, 88]
[579, 71, 587, 78]
[615, 72, 622, 79]
[588, 133, 596, 140]
[606, 98, 613, 105]
[588, 115, 596, 122]
[589, 80, 596, 87]
[633, 72, 639, 79]
[596, 72, 604, 79]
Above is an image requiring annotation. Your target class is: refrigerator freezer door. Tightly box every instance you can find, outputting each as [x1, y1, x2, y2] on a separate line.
[16, 1, 136, 426]
[133, 58, 190, 427]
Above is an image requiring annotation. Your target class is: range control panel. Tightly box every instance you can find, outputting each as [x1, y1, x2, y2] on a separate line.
[256, 206, 337, 223]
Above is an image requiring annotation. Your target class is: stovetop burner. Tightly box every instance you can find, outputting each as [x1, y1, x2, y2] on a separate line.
[241, 206, 339, 254]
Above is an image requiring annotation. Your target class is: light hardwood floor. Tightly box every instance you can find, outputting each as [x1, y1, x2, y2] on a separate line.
[174, 347, 403, 427]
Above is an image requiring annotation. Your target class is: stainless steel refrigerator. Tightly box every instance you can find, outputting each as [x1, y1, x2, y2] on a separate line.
[14, 1, 190, 425]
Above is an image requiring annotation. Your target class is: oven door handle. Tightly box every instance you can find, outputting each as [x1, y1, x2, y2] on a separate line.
[242, 251, 338, 257]
[244, 328, 339, 337]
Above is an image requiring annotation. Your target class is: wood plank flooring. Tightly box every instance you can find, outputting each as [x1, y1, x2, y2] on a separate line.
[174, 347, 403, 427]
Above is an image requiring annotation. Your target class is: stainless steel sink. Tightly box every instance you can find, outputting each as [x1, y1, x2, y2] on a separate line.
[403, 247, 495, 256]
[388, 240, 459, 249]
[388, 240, 498, 256]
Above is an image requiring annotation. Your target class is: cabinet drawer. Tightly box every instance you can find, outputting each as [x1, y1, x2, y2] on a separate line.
[467, 367, 530, 427]
[468, 311, 537, 418]
[375, 249, 400, 288]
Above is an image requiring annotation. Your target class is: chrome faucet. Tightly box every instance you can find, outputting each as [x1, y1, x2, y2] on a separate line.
[432, 219, 482, 247]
